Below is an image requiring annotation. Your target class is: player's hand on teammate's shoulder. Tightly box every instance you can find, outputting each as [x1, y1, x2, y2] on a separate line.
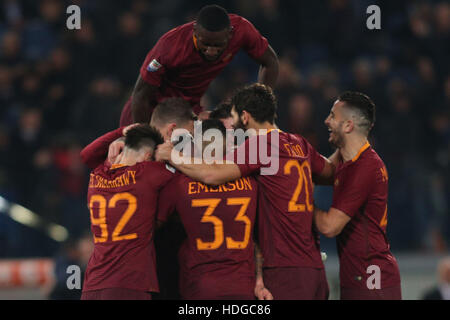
[107, 124, 140, 165]
[108, 137, 125, 165]
[254, 283, 274, 300]
[155, 140, 174, 162]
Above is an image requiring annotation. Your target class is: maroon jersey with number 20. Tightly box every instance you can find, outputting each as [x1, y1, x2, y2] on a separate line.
[235, 130, 327, 270]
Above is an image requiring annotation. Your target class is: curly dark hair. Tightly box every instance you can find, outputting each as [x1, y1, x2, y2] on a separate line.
[210, 101, 232, 120]
[231, 83, 277, 124]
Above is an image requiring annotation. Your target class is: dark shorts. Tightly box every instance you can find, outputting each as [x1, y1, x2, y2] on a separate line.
[263, 267, 329, 300]
[340, 285, 402, 300]
[81, 288, 152, 300]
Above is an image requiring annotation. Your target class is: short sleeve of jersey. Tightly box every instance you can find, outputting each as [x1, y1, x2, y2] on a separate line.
[233, 136, 263, 177]
[156, 176, 178, 223]
[139, 34, 171, 87]
[331, 164, 373, 218]
[304, 138, 326, 175]
[239, 17, 269, 60]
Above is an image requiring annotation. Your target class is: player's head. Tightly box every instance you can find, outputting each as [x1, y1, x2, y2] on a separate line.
[209, 101, 233, 129]
[325, 91, 376, 148]
[200, 119, 227, 156]
[150, 97, 197, 140]
[123, 124, 164, 163]
[230, 83, 277, 130]
[193, 5, 232, 62]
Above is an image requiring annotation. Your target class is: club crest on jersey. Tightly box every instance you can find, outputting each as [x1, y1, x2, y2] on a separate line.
[147, 59, 162, 72]
[334, 178, 339, 187]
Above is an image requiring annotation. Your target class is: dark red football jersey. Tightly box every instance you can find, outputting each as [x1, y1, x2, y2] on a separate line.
[234, 130, 326, 269]
[80, 129, 175, 293]
[139, 14, 268, 109]
[157, 173, 258, 299]
[331, 142, 401, 289]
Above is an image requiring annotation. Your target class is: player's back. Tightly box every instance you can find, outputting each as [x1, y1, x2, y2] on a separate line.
[236, 130, 326, 269]
[157, 173, 258, 300]
[83, 161, 173, 293]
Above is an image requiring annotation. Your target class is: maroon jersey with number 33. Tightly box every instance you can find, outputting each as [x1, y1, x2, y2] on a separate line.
[157, 173, 258, 299]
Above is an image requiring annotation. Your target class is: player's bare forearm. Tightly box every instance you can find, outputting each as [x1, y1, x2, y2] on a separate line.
[256, 45, 279, 89]
[172, 159, 241, 186]
[313, 206, 351, 238]
[80, 127, 124, 169]
[255, 244, 264, 283]
[131, 75, 158, 123]
[156, 141, 242, 185]
[254, 243, 273, 300]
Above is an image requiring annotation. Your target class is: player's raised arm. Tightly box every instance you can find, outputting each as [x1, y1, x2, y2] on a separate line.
[80, 127, 124, 169]
[131, 75, 159, 123]
[80, 124, 138, 169]
[255, 45, 279, 89]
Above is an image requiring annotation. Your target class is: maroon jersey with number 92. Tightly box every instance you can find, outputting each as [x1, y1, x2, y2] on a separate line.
[83, 161, 173, 293]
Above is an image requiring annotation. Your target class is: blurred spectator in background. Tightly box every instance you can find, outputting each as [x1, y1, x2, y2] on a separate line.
[422, 257, 450, 300]
[47, 233, 93, 300]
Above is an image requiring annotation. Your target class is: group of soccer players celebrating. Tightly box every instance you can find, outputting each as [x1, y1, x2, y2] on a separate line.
[78, 5, 401, 300]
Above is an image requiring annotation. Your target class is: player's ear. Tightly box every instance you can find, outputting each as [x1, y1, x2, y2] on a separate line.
[166, 123, 177, 139]
[241, 110, 249, 125]
[344, 120, 354, 133]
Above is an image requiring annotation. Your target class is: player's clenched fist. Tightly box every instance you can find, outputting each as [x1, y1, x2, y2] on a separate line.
[155, 141, 174, 162]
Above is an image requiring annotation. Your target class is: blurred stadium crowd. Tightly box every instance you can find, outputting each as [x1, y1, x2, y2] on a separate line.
[0, 0, 448, 258]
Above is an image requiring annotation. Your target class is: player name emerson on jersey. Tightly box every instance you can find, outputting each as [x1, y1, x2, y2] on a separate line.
[178, 304, 213, 318]
[187, 177, 253, 194]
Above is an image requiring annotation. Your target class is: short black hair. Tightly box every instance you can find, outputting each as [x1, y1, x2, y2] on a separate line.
[197, 5, 230, 32]
[125, 124, 164, 152]
[209, 102, 232, 120]
[231, 83, 277, 124]
[151, 97, 197, 127]
[201, 118, 226, 136]
[338, 91, 376, 134]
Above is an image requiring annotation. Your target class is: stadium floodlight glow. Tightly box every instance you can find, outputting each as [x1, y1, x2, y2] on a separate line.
[0, 196, 9, 213]
[47, 224, 69, 242]
[9, 204, 41, 228]
[0, 195, 70, 242]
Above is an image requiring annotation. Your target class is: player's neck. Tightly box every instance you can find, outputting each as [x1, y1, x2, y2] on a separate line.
[340, 135, 369, 162]
[249, 121, 277, 132]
